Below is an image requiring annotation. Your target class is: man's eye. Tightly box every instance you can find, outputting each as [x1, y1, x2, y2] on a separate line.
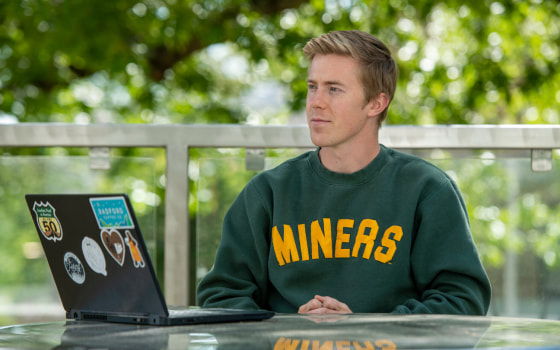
[330, 87, 340, 92]
[308, 84, 317, 90]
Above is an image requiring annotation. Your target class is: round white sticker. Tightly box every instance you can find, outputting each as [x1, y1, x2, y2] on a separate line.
[64, 252, 86, 284]
[82, 236, 107, 276]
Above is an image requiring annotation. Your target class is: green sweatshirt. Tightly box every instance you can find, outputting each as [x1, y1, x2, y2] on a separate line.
[197, 145, 491, 314]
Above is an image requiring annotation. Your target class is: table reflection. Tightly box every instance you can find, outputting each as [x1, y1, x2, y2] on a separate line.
[2, 314, 560, 350]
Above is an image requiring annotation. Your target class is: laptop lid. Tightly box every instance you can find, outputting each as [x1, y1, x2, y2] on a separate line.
[25, 193, 273, 326]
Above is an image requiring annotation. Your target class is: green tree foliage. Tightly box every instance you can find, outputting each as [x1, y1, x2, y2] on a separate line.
[1, 0, 558, 125]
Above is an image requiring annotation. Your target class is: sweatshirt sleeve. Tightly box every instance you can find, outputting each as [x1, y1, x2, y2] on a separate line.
[196, 180, 271, 310]
[392, 176, 491, 315]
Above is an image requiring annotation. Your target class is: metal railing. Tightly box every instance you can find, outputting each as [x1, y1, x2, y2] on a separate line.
[2, 123, 560, 305]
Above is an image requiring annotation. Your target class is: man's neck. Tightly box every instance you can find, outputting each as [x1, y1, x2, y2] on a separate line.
[318, 142, 381, 174]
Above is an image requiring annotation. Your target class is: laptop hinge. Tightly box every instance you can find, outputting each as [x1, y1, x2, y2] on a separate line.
[69, 309, 162, 325]
[68, 309, 109, 322]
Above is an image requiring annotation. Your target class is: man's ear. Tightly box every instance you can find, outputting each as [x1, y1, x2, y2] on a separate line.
[367, 93, 390, 117]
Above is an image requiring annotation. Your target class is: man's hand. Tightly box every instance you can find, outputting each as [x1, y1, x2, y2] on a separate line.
[298, 295, 352, 314]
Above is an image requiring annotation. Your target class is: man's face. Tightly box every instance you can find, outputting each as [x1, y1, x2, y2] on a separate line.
[306, 54, 377, 150]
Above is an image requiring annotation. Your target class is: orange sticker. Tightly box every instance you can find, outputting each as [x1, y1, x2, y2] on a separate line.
[125, 231, 145, 268]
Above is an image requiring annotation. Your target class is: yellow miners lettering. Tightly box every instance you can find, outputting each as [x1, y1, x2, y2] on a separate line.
[273, 337, 397, 350]
[272, 218, 402, 266]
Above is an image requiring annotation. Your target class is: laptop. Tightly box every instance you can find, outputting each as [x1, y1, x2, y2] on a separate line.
[25, 193, 274, 326]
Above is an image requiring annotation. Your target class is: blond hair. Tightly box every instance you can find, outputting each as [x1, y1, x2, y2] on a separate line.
[303, 30, 399, 125]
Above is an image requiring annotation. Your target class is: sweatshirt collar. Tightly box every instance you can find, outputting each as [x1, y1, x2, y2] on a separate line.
[308, 145, 388, 185]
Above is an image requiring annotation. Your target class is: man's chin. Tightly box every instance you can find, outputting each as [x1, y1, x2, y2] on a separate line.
[309, 133, 329, 148]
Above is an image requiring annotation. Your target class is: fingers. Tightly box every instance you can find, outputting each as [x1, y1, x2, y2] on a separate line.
[321, 296, 351, 313]
[298, 295, 352, 314]
[298, 296, 323, 314]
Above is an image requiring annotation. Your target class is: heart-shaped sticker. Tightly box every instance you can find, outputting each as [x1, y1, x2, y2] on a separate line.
[100, 229, 125, 266]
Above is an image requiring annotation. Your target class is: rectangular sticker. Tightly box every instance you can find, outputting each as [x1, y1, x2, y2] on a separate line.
[90, 196, 134, 229]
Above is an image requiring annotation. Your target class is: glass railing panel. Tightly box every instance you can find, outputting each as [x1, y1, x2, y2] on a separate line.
[0, 152, 160, 326]
[427, 151, 560, 319]
[194, 148, 560, 319]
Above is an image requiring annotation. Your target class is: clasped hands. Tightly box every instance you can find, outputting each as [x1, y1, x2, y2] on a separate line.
[298, 295, 352, 314]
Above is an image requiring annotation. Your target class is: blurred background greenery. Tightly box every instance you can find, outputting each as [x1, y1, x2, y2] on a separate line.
[1, 0, 560, 324]
[1, 0, 558, 125]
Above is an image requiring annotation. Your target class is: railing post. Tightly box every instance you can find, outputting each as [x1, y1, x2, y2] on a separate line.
[164, 144, 190, 305]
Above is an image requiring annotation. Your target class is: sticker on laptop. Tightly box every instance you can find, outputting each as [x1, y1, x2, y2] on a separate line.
[82, 236, 107, 276]
[101, 229, 125, 266]
[89, 196, 134, 229]
[64, 252, 86, 284]
[32, 201, 63, 242]
[125, 230, 145, 268]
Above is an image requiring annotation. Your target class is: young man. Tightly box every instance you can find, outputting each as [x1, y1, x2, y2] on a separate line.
[197, 30, 491, 315]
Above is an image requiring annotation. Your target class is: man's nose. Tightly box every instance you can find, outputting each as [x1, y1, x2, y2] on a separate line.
[308, 89, 326, 108]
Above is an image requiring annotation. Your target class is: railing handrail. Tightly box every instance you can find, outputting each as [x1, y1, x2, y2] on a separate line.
[2, 123, 560, 148]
